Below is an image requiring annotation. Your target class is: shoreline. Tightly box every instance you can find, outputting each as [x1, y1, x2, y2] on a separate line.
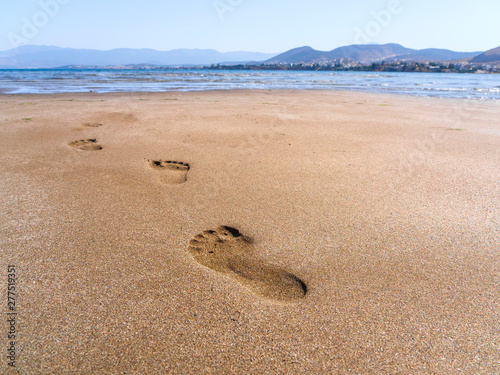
[2, 87, 500, 103]
[0, 66, 498, 73]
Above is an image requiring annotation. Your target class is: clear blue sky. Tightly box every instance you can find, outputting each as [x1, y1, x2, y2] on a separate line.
[1, 0, 499, 53]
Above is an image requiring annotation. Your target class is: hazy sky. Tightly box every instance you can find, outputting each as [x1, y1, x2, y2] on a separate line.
[1, 0, 499, 53]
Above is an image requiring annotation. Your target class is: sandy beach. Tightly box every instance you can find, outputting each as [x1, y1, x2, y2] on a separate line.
[1, 90, 499, 374]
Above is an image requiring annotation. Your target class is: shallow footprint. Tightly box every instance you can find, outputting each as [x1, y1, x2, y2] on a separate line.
[68, 139, 102, 151]
[72, 122, 103, 131]
[82, 122, 103, 128]
[188, 226, 307, 302]
[148, 160, 190, 184]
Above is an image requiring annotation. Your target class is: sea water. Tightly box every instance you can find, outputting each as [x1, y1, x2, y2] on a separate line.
[0, 69, 499, 100]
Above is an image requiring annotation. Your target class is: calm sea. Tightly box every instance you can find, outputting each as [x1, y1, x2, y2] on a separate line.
[0, 69, 499, 100]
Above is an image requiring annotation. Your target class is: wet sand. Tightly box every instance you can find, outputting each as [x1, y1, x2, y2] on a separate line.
[1, 90, 499, 374]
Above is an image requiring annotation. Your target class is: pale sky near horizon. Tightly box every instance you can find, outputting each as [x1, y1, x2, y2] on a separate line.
[1, 0, 499, 53]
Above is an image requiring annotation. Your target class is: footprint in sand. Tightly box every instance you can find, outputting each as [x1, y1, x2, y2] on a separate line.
[72, 123, 103, 131]
[82, 122, 103, 128]
[148, 160, 190, 184]
[68, 139, 102, 151]
[188, 226, 307, 302]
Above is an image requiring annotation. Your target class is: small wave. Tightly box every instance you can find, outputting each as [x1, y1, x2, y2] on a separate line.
[473, 88, 500, 92]
[422, 87, 467, 91]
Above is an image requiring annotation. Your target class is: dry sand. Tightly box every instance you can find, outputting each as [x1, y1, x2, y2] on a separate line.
[0, 90, 499, 374]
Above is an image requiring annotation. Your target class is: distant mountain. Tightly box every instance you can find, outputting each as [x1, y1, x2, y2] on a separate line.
[0, 44, 489, 69]
[327, 43, 414, 64]
[470, 46, 500, 64]
[265, 46, 326, 64]
[385, 48, 482, 63]
[0, 46, 277, 69]
[266, 44, 414, 65]
[265, 44, 483, 65]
